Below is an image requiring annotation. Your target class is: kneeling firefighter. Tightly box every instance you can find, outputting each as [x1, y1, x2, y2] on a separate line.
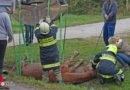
[34, 20, 63, 83]
[92, 44, 124, 85]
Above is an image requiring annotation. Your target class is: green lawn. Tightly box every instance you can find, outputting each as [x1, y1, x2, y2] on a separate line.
[4, 35, 130, 90]
[11, 14, 130, 34]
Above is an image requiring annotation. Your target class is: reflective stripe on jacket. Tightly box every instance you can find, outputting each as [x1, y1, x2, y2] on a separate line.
[92, 51, 116, 66]
[99, 54, 116, 64]
[43, 62, 60, 69]
[39, 36, 57, 47]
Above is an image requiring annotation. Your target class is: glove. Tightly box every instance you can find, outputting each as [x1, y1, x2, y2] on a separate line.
[39, 19, 45, 24]
[92, 64, 96, 69]
[46, 16, 51, 23]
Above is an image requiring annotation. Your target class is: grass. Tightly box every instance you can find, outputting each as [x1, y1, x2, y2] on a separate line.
[4, 35, 130, 90]
[10, 14, 130, 34]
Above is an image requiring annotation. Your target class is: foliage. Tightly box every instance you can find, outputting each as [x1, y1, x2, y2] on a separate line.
[66, 0, 130, 15]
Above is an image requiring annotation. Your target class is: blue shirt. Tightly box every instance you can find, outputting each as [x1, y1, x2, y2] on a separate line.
[103, 0, 118, 24]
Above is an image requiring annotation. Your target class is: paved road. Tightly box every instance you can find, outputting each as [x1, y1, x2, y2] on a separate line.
[8, 18, 130, 47]
[6, 81, 47, 90]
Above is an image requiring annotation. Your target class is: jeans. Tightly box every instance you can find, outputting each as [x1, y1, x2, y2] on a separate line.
[25, 25, 34, 44]
[0, 40, 7, 76]
[116, 53, 130, 66]
[103, 23, 116, 46]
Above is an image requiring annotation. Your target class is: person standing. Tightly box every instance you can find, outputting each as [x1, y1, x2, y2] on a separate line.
[0, 6, 13, 88]
[103, 0, 118, 45]
[24, 24, 34, 46]
[35, 21, 63, 83]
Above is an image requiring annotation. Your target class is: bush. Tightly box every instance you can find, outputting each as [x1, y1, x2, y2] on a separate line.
[66, 0, 130, 15]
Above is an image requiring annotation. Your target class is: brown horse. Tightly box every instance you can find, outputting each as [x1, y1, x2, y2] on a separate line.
[12, 51, 97, 84]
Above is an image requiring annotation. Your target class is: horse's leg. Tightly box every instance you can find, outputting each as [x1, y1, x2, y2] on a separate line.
[68, 59, 84, 73]
[62, 51, 79, 65]
[60, 51, 79, 73]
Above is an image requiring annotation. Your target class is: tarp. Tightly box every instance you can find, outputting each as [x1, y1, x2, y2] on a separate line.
[0, 0, 16, 12]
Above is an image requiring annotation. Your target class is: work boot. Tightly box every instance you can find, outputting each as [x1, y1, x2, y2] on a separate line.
[98, 75, 105, 84]
[54, 69, 63, 84]
[42, 71, 49, 83]
[122, 64, 129, 71]
[114, 74, 124, 85]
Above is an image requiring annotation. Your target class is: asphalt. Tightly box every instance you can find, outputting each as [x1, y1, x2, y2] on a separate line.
[7, 18, 130, 47]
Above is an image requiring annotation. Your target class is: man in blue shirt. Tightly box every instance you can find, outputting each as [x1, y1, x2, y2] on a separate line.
[103, 0, 118, 45]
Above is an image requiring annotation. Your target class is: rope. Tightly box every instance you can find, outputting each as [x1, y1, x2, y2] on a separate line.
[18, 0, 22, 76]
[90, 28, 103, 62]
[13, 37, 19, 75]
[62, 4, 68, 63]
[59, 6, 64, 63]
[18, 0, 29, 75]
[47, 0, 50, 16]
[30, 26, 33, 64]
[10, 15, 19, 75]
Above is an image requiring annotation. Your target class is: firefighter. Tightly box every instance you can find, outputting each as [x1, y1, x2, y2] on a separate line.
[92, 44, 124, 85]
[34, 21, 63, 83]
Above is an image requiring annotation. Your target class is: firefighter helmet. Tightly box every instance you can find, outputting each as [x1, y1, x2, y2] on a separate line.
[106, 44, 117, 55]
[39, 22, 50, 35]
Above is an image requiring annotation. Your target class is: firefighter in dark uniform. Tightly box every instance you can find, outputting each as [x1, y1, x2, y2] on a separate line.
[34, 21, 63, 83]
[92, 44, 124, 85]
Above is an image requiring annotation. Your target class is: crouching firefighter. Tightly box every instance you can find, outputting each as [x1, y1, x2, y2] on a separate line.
[92, 44, 124, 85]
[34, 20, 63, 83]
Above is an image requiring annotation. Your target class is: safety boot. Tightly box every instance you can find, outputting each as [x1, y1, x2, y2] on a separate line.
[114, 74, 124, 85]
[54, 69, 63, 84]
[42, 71, 49, 83]
[98, 75, 105, 84]
[122, 64, 129, 71]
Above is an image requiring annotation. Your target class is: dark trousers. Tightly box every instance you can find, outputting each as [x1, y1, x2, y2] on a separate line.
[97, 60, 119, 75]
[103, 23, 116, 46]
[25, 25, 34, 44]
[116, 53, 130, 66]
[0, 40, 7, 76]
